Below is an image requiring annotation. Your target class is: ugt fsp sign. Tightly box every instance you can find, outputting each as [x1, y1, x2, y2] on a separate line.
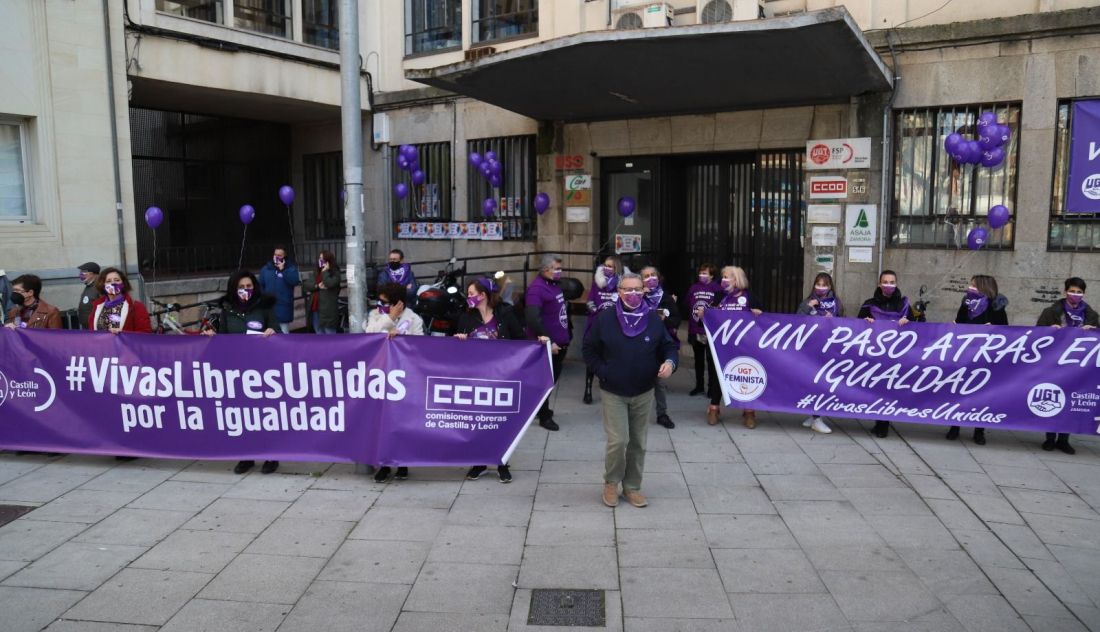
[806, 138, 871, 170]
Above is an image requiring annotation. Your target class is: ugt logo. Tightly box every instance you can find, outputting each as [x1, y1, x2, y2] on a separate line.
[426, 377, 521, 414]
[1027, 383, 1065, 418]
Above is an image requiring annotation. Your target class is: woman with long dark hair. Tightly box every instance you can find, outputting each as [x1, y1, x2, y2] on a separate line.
[310, 250, 341, 334]
[947, 274, 1008, 445]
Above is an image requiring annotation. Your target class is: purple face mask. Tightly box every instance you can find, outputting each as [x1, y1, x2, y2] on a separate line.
[551, 270, 562, 281]
[721, 279, 734, 292]
[467, 295, 482, 309]
[378, 304, 391, 315]
[880, 284, 897, 297]
[237, 288, 253, 302]
[698, 274, 711, 284]
[1066, 292, 1084, 307]
[814, 287, 830, 297]
[621, 292, 644, 310]
[643, 277, 660, 291]
[274, 255, 284, 265]
[105, 282, 123, 296]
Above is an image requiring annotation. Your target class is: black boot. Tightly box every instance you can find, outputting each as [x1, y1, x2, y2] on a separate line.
[583, 373, 594, 405]
[946, 426, 960, 440]
[234, 460, 255, 474]
[1042, 433, 1057, 451]
[689, 382, 705, 396]
[972, 428, 986, 446]
[872, 420, 890, 438]
[261, 460, 279, 474]
[1055, 435, 1075, 455]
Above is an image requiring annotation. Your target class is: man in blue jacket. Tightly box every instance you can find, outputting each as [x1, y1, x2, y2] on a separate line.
[583, 273, 678, 509]
[377, 249, 417, 303]
[258, 245, 301, 333]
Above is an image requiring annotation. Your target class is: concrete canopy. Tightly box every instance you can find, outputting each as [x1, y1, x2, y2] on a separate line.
[406, 7, 892, 122]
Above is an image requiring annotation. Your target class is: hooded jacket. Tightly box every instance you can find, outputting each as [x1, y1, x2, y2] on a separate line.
[218, 294, 280, 334]
[258, 260, 301, 324]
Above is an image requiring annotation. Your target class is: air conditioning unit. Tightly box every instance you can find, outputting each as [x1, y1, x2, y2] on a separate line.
[613, 2, 673, 30]
[697, 0, 769, 23]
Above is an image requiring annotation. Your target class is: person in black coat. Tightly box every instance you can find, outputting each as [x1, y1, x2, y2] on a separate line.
[1036, 277, 1098, 455]
[947, 274, 1008, 445]
[641, 265, 681, 429]
[204, 270, 279, 474]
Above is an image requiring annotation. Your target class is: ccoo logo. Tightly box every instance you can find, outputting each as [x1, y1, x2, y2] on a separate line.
[1027, 382, 1065, 418]
[1082, 173, 1100, 201]
[426, 377, 521, 414]
[721, 357, 767, 403]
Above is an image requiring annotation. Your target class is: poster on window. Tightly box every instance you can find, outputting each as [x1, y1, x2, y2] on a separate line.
[1067, 100, 1100, 214]
[615, 234, 642, 254]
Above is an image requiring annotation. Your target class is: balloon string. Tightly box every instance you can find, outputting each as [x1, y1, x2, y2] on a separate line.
[285, 204, 297, 262]
[151, 230, 158, 295]
[238, 224, 248, 271]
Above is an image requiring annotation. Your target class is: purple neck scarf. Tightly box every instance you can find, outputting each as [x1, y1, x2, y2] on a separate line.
[102, 294, 126, 310]
[645, 287, 664, 309]
[615, 299, 651, 338]
[965, 291, 989, 321]
[1064, 299, 1089, 328]
[814, 293, 840, 317]
[869, 297, 910, 322]
[389, 264, 409, 282]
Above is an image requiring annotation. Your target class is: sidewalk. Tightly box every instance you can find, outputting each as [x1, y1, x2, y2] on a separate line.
[1, 358, 1099, 631]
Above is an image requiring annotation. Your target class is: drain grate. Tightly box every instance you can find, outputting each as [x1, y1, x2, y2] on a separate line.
[0, 505, 34, 529]
[528, 589, 606, 627]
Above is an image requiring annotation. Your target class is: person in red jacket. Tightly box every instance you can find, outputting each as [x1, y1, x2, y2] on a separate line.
[88, 267, 151, 333]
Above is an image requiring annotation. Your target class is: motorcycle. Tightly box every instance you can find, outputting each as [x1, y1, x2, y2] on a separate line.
[414, 259, 467, 336]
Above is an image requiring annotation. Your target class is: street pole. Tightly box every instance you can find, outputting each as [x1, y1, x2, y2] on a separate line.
[340, 0, 365, 334]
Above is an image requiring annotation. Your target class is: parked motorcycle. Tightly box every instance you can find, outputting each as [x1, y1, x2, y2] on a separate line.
[414, 259, 467, 336]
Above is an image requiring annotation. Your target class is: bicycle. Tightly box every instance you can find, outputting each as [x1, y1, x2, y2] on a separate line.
[152, 299, 221, 335]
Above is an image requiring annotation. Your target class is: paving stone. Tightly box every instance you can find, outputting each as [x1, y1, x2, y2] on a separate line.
[170, 461, 242, 484]
[640, 451, 684, 474]
[866, 514, 960, 550]
[319, 539, 430, 584]
[538, 460, 607, 484]
[741, 451, 821, 475]
[903, 474, 958, 501]
[728, 593, 850, 632]
[818, 464, 905, 489]
[63, 568, 213, 626]
[926, 498, 988, 531]
[894, 547, 999, 598]
[939, 469, 1003, 496]
[616, 498, 705, 528]
[0, 456, 49, 487]
[159, 598, 289, 632]
[841, 487, 932, 516]
[0, 559, 24, 581]
[638, 471, 692, 497]
[459, 471, 539, 496]
[526, 510, 615, 547]
[244, 517, 354, 558]
[26, 489, 142, 524]
[671, 441, 744, 464]
[987, 520, 1056, 561]
[775, 501, 886, 548]
[373, 480, 462, 509]
[533, 483, 608, 513]
[1049, 545, 1100, 605]
[689, 486, 776, 515]
[758, 474, 846, 501]
[511, 588, 623, 632]
[1022, 512, 1100, 550]
[0, 519, 87, 562]
[620, 567, 733, 619]
[801, 443, 882, 466]
[3, 541, 146, 590]
[679, 462, 758, 487]
[0, 586, 87, 632]
[282, 489, 379, 521]
[1002, 488, 1100, 520]
[942, 594, 1031, 632]
[349, 506, 448, 541]
[849, 610, 964, 632]
[445, 494, 534, 527]
[79, 463, 181, 494]
[128, 481, 233, 512]
[0, 467, 103, 504]
[43, 621, 157, 632]
[221, 472, 314, 502]
[180, 498, 290, 534]
[982, 464, 1072, 493]
[404, 562, 518, 614]
[278, 580, 408, 632]
[73, 508, 193, 546]
[519, 544, 619, 589]
[983, 565, 1078, 618]
[699, 514, 799, 549]
[545, 439, 607, 461]
[820, 570, 943, 622]
[624, 618, 740, 632]
[308, 463, 383, 492]
[1021, 615, 1091, 632]
[953, 528, 1027, 569]
[803, 545, 910, 572]
[130, 529, 254, 574]
[714, 548, 826, 593]
[1024, 558, 1097, 608]
[197, 553, 325, 605]
[958, 492, 1026, 525]
[726, 429, 803, 454]
[428, 524, 526, 565]
[396, 611, 509, 632]
[618, 528, 714, 568]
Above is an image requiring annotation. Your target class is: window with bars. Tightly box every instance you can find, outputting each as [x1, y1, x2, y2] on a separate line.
[466, 135, 537, 240]
[156, 0, 224, 24]
[303, 0, 338, 49]
[392, 142, 452, 222]
[303, 151, 343, 240]
[0, 120, 31, 222]
[234, 0, 291, 37]
[890, 103, 1020, 250]
[473, 0, 537, 44]
[406, 0, 462, 55]
[1050, 100, 1100, 252]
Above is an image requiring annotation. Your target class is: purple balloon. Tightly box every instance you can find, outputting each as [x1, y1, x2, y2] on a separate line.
[468, 152, 483, 167]
[944, 133, 964, 153]
[967, 227, 988, 250]
[396, 154, 410, 170]
[966, 141, 983, 164]
[394, 183, 409, 199]
[978, 130, 999, 151]
[482, 197, 497, 217]
[402, 145, 419, 161]
[533, 192, 550, 214]
[479, 162, 493, 178]
[977, 111, 998, 129]
[988, 204, 1011, 229]
[618, 196, 636, 217]
[484, 151, 497, 162]
[411, 169, 425, 186]
[278, 185, 295, 206]
[489, 173, 502, 188]
[995, 124, 1011, 147]
[239, 204, 255, 225]
[980, 147, 1005, 168]
[144, 206, 164, 230]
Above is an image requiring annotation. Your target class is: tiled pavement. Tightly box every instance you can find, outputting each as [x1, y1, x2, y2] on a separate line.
[1, 356, 1100, 631]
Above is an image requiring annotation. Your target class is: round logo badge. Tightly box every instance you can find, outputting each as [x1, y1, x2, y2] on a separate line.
[1027, 382, 1065, 418]
[0, 369, 9, 408]
[1081, 173, 1100, 201]
[809, 144, 830, 165]
[721, 357, 767, 403]
[82, 296, 89, 304]
[246, 320, 263, 330]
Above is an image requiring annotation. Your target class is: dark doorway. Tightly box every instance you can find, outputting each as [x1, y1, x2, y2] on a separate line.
[600, 150, 804, 313]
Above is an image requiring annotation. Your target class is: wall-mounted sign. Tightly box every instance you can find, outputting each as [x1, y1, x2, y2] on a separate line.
[806, 138, 872, 170]
[615, 234, 642, 254]
[564, 174, 592, 206]
[555, 154, 587, 171]
[811, 226, 838, 247]
[845, 204, 877, 246]
[566, 207, 591, 223]
[849, 246, 873, 263]
[807, 204, 842, 224]
[809, 175, 848, 200]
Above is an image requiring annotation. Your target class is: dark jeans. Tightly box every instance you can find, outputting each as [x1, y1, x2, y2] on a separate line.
[538, 345, 567, 421]
[707, 352, 722, 406]
[690, 335, 711, 391]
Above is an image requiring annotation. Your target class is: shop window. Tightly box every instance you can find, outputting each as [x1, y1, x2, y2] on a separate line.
[1049, 100, 1100, 252]
[473, 0, 537, 44]
[0, 120, 30, 223]
[392, 142, 453, 222]
[406, 0, 462, 55]
[466, 135, 536, 240]
[890, 103, 1020, 250]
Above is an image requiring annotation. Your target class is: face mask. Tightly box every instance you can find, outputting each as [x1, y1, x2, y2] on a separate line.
[237, 288, 253, 302]
[602, 266, 615, 278]
[721, 279, 734, 292]
[378, 304, 391, 314]
[814, 287, 830, 297]
[106, 282, 123, 296]
[10, 291, 26, 306]
[966, 287, 982, 299]
[274, 256, 284, 265]
[78, 272, 88, 282]
[388, 261, 401, 271]
[551, 270, 562, 281]
[621, 292, 644, 310]
[467, 295, 482, 309]
[698, 274, 710, 284]
[880, 283, 897, 297]
[644, 277, 659, 291]
[1066, 292, 1084, 306]
[318, 259, 326, 269]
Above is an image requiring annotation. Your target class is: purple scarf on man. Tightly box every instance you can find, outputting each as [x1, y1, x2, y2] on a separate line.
[615, 298, 651, 338]
[1064, 299, 1090, 328]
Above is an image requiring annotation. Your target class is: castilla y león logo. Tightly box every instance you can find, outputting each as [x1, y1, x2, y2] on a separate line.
[1027, 383, 1065, 418]
[0, 369, 9, 408]
[721, 357, 767, 403]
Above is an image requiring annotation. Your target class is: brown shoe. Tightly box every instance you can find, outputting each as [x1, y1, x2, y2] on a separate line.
[706, 405, 720, 425]
[602, 483, 620, 507]
[743, 410, 757, 429]
[624, 490, 648, 508]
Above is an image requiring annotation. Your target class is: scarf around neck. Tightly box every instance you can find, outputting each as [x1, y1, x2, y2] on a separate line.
[1064, 298, 1090, 328]
[615, 298, 651, 338]
[965, 291, 989, 321]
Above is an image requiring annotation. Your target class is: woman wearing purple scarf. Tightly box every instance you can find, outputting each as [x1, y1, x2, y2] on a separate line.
[705, 266, 763, 428]
[641, 265, 681, 429]
[796, 273, 843, 434]
[583, 255, 623, 404]
[1037, 277, 1098, 454]
[686, 263, 721, 397]
[857, 270, 924, 438]
[947, 274, 1008, 445]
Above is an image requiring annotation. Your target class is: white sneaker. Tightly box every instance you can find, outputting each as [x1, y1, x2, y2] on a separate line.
[810, 418, 833, 434]
[802, 416, 816, 428]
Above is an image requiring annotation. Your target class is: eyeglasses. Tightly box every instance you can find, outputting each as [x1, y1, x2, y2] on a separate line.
[620, 288, 644, 295]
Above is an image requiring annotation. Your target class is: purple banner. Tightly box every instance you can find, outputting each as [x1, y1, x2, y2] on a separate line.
[0, 330, 554, 465]
[1066, 100, 1100, 214]
[704, 311, 1100, 435]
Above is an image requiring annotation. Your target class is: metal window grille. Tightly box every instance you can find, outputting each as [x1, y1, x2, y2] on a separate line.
[392, 142, 452, 222]
[467, 135, 537, 241]
[303, 151, 344, 240]
[303, 0, 338, 49]
[234, 0, 291, 37]
[890, 103, 1020, 250]
[1049, 101, 1100, 252]
[156, 0, 224, 24]
[473, 0, 537, 44]
[406, 0, 462, 55]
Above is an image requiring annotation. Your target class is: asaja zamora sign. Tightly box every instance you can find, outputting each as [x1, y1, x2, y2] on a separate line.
[806, 138, 872, 170]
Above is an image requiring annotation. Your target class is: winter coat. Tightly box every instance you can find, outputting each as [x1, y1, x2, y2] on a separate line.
[258, 261, 301, 324]
[1037, 299, 1100, 328]
[7, 299, 63, 329]
[218, 295, 280, 334]
[89, 295, 152, 333]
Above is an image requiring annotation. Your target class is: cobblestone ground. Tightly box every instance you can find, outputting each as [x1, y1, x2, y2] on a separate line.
[1, 353, 1099, 632]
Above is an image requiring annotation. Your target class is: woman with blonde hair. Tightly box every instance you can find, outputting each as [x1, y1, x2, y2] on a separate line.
[705, 266, 763, 428]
